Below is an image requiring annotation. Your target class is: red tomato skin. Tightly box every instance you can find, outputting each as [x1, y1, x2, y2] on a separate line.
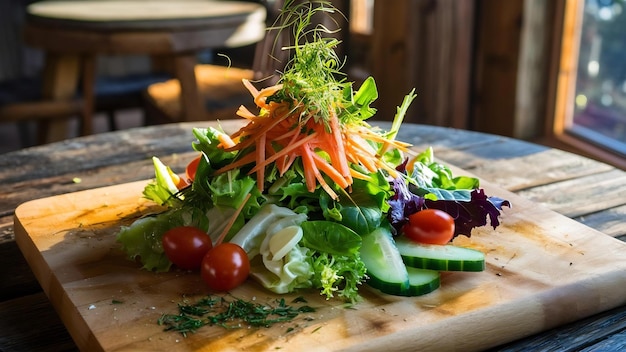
[201, 243, 250, 292]
[185, 155, 202, 182]
[162, 226, 212, 270]
[402, 209, 455, 245]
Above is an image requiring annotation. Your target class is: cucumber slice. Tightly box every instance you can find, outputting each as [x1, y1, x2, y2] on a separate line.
[406, 267, 440, 296]
[395, 236, 485, 272]
[360, 227, 409, 295]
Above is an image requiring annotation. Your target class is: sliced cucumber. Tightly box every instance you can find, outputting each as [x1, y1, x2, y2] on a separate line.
[360, 227, 409, 295]
[406, 267, 440, 296]
[395, 236, 485, 272]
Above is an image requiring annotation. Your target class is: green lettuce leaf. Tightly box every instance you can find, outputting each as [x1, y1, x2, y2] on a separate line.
[116, 207, 208, 272]
[142, 157, 183, 207]
[309, 251, 366, 302]
[191, 127, 237, 166]
[300, 220, 366, 302]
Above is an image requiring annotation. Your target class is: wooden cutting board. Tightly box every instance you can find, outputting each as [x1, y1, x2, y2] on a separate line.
[14, 179, 626, 351]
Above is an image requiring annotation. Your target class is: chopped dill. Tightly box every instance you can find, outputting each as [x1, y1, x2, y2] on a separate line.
[157, 295, 316, 337]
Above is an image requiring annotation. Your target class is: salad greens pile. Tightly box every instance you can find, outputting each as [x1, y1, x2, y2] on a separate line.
[116, 0, 509, 303]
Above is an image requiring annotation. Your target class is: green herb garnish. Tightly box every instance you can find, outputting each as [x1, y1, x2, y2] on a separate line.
[157, 296, 316, 337]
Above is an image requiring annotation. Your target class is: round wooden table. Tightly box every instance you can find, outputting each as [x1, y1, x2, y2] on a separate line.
[23, 0, 266, 142]
[1, 122, 625, 351]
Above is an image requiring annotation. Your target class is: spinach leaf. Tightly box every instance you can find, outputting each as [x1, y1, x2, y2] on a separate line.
[300, 221, 361, 256]
[336, 173, 389, 234]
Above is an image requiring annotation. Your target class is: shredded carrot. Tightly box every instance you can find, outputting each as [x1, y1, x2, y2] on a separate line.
[217, 132, 236, 149]
[212, 75, 413, 199]
[327, 109, 352, 181]
[276, 130, 301, 175]
[311, 152, 350, 189]
[226, 111, 292, 152]
[242, 79, 259, 98]
[301, 144, 338, 199]
[254, 84, 283, 108]
[373, 158, 400, 178]
[247, 131, 318, 175]
[215, 152, 257, 174]
[350, 168, 373, 181]
[354, 152, 378, 173]
[214, 193, 252, 246]
[299, 143, 318, 193]
[355, 127, 411, 152]
[236, 105, 257, 119]
[255, 132, 266, 190]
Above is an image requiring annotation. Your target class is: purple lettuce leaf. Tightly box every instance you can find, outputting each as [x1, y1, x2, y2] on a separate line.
[387, 176, 424, 232]
[425, 189, 511, 238]
[387, 174, 511, 238]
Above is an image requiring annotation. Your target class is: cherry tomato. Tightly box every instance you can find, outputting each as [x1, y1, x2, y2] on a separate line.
[402, 209, 455, 245]
[185, 155, 202, 182]
[162, 226, 212, 270]
[201, 243, 250, 292]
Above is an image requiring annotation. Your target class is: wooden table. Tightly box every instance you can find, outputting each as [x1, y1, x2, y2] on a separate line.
[1, 121, 625, 351]
[23, 0, 266, 143]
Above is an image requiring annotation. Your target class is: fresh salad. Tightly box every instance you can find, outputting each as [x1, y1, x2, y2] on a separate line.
[116, 1, 510, 303]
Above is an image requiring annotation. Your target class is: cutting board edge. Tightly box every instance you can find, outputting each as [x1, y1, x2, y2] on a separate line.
[13, 214, 105, 352]
[13, 179, 151, 215]
[12, 178, 626, 351]
[343, 271, 626, 352]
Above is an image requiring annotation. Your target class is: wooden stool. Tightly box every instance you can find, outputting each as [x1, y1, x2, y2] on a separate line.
[144, 64, 257, 123]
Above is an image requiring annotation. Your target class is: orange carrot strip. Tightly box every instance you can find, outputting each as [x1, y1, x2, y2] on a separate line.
[217, 132, 236, 149]
[301, 144, 338, 199]
[242, 79, 259, 98]
[270, 127, 299, 142]
[355, 128, 411, 151]
[230, 102, 293, 141]
[277, 153, 297, 176]
[214, 193, 252, 246]
[327, 110, 352, 181]
[254, 84, 283, 108]
[347, 133, 378, 156]
[374, 158, 400, 178]
[236, 105, 257, 119]
[311, 152, 349, 189]
[316, 174, 338, 199]
[214, 152, 257, 175]
[224, 111, 293, 152]
[255, 133, 266, 191]
[275, 130, 301, 175]
[299, 143, 318, 193]
[248, 131, 318, 174]
[350, 168, 373, 181]
[345, 138, 379, 172]
[354, 152, 378, 172]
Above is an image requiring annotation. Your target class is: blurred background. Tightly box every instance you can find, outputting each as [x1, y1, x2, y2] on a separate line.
[0, 0, 624, 169]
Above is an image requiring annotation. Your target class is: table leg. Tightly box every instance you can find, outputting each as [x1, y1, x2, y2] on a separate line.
[172, 54, 204, 121]
[39, 53, 81, 144]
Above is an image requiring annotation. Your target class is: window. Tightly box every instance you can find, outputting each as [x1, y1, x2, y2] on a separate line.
[553, 0, 626, 169]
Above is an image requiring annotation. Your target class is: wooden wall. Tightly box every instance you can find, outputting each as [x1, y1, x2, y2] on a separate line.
[348, 0, 557, 140]
[471, 0, 557, 139]
[368, 0, 475, 127]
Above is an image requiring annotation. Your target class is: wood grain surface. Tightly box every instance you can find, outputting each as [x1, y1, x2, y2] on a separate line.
[2, 121, 626, 351]
[13, 153, 626, 351]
